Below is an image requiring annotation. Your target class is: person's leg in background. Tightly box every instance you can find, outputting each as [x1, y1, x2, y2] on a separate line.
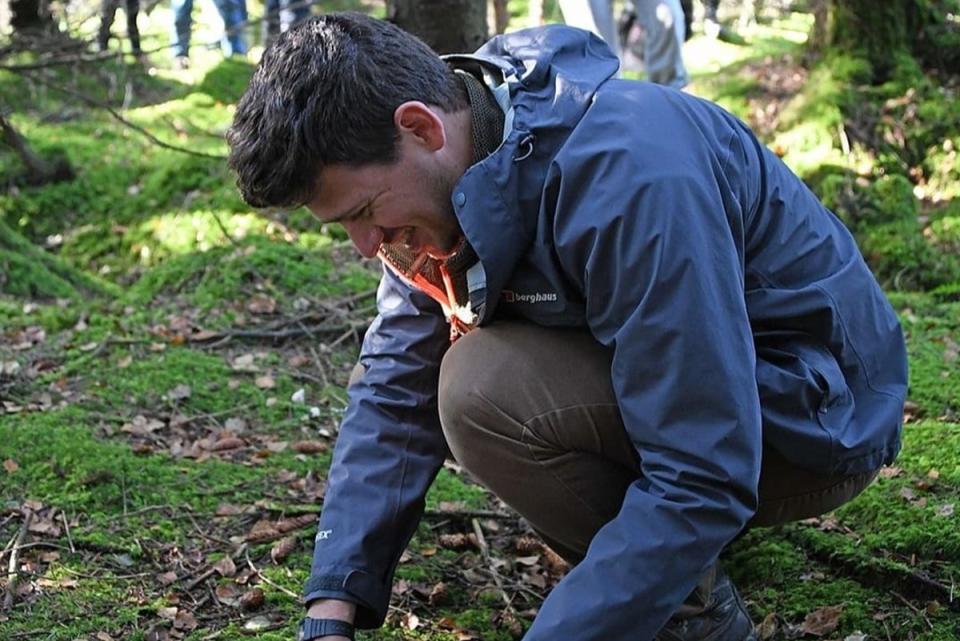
[439, 321, 879, 640]
[279, 0, 309, 33]
[211, 0, 247, 57]
[557, 0, 620, 57]
[170, 0, 193, 66]
[97, 0, 121, 52]
[633, 0, 688, 88]
[262, 0, 280, 47]
[124, 0, 142, 56]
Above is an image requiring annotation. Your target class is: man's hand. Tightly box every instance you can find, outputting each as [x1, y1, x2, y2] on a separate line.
[302, 598, 356, 641]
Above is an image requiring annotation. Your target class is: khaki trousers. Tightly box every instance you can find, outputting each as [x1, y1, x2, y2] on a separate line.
[435, 322, 877, 613]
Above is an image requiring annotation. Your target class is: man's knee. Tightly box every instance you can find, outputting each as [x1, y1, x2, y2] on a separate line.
[437, 328, 519, 464]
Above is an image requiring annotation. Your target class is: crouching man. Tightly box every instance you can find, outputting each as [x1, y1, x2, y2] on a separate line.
[226, 13, 907, 641]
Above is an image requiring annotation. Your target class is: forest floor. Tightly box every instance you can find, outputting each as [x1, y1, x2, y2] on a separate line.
[1, 3, 959, 641]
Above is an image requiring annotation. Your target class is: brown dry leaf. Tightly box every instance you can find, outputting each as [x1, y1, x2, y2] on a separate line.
[173, 609, 198, 630]
[231, 354, 258, 372]
[421, 546, 437, 557]
[403, 612, 420, 630]
[3, 459, 19, 474]
[927, 469, 941, 480]
[95, 632, 116, 641]
[117, 355, 133, 368]
[224, 417, 248, 433]
[266, 440, 289, 453]
[254, 375, 276, 390]
[288, 355, 311, 368]
[215, 503, 246, 517]
[210, 436, 245, 451]
[168, 384, 192, 400]
[427, 581, 449, 606]
[213, 556, 237, 577]
[239, 587, 265, 611]
[293, 440, 327, 454]
[121, 415, 165, 436]
[157, 571, 178, 586]
[514, 555, 541, 567]
[271, 536, 298, 563]
[247, 295, 277, 315]
[800, 605, 843, 637]
[757, 612, 777, 640]
[157, 606, 178, 621]
[878, 466, 902, 479]
[215, 582, 242, 606]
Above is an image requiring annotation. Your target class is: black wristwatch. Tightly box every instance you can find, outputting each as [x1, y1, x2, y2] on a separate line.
[297, 617, 355, 641]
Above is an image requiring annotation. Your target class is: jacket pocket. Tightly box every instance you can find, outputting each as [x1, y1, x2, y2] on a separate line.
[755, 331, 854, 472]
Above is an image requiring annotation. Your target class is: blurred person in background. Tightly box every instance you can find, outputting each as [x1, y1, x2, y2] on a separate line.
[97, 0, 144, 61]
[170, 0, 247, 68]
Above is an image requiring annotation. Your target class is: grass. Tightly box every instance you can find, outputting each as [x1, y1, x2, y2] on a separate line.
[2, 2, 960, 640]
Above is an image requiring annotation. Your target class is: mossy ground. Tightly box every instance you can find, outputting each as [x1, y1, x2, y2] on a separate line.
[2, 2, 960, 640]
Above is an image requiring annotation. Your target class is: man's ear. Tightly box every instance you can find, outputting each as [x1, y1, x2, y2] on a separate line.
[394, 101, 446, 152]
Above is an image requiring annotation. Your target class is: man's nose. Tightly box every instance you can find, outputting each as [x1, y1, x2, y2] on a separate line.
[343, 221, 383, 258]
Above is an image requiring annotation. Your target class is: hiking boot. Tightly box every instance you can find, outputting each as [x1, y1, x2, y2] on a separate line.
[655, 566, 757, 641]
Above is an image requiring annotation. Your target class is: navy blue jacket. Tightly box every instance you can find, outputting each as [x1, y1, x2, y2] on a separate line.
[304, 25, 907, 641]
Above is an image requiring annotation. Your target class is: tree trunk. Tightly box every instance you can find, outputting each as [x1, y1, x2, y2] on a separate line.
[0, 111, 74, 186]
[816, 0, 934, 81]
[388, 0, 488, 54]
[491, 0, 509, 34]
[10, 0, 52, 32]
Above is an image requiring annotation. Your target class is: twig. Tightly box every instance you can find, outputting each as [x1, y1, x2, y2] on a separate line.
[22, 71, 225, 160]
[890, 590, 934, 630]
[244, 549, 300, 599]
[3, 511, 33, 610]
[471, 518, 515, 613]
[60, 512, 75, 554]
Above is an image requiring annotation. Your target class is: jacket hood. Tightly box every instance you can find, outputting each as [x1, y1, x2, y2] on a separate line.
[444, 25, 620, 322]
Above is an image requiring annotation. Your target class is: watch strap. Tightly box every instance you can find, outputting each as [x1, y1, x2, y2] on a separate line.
[298, 617, 355, 641]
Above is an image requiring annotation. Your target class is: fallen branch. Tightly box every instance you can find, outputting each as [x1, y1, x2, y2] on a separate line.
[3, 511, 33, 610]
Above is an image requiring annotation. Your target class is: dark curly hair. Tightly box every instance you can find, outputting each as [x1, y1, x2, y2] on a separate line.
[227, 12, 469, 209]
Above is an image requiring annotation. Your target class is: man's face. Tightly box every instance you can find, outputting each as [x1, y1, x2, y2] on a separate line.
[309, 152, 463, 259]
[307, 102, 471, 260]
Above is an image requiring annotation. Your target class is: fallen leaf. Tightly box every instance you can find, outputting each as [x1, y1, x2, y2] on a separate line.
[247, 295, 277, 315]
[403, 612, 420, 630]
[243, 615, 275, 631]
[168, 384, 192, 400]
[173, 610, 197, 630]
[157, 606, 178, 621]
[215, 582, 242, 606]
[213, 556, 236, 577]
[3, 459, 19, 474]
[844, 633, 867, 641]
[224, 417, 248, 433]
[157, 571, 178, 586]
[210, 436, 245, 451]
[254, 375, 276, 389]
[757, 612, 777, 640]
[800, 605, 843, 637]
[878, 466, 902, 479]
[935, 504, 954, 517]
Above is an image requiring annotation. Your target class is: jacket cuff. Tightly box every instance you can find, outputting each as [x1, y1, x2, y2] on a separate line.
[303, 570, 389, 629]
